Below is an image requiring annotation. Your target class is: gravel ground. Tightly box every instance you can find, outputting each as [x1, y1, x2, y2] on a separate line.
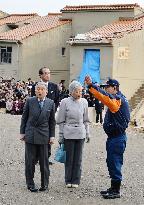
[0, 113, 144, 205]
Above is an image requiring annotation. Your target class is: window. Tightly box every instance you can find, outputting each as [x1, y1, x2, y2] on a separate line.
[0, 46, 12, 63]
[7, 24, 19, 29]
[62, 47, 66, 56]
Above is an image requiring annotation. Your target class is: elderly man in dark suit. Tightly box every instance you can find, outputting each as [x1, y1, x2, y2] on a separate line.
[31, 67, 59, 164]
[20, 82, 55, 192]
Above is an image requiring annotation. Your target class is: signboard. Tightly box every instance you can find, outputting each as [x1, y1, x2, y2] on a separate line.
[118, 47, 129, 59]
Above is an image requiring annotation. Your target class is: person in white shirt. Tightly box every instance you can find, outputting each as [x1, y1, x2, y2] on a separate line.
[6, 98, 13, 113]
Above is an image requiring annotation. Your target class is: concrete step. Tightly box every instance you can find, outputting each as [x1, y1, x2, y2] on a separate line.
[129, 83, 144, 111]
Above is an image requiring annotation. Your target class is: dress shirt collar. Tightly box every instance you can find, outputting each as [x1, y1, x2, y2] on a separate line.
[38, 97, 46, 102]
[40, 80, 48, 87]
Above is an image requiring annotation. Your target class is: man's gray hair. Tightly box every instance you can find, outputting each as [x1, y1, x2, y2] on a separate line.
[35, 82, 48, 90]
[69, 80, 82, 94]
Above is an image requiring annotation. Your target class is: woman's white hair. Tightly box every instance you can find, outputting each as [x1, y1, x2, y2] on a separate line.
[69, 80, 82, 94]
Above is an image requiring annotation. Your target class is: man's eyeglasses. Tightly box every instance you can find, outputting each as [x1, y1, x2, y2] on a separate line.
[43, 72, 50, 75]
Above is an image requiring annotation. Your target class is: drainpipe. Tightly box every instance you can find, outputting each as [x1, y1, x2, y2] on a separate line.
[15, 41, 20, 81]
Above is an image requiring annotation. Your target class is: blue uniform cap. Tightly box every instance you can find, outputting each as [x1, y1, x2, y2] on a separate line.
[104, 78, 120, 87]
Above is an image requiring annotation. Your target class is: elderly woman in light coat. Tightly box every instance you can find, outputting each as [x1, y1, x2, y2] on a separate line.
[56, 80, 90, 188]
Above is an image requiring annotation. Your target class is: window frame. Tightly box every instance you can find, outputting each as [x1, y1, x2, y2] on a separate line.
[0, 46, 12, 64]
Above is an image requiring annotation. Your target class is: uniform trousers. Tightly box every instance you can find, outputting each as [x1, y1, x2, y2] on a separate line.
[106, 134, 127, 182]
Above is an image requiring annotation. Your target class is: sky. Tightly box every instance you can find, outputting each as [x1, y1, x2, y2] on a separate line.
[1, 0, 144, 16]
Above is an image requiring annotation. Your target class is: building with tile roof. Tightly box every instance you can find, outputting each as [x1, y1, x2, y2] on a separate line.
[0, 14, 72, 83]
[68, 15, 144, 99]
[61, 3, 141, 12]
[0, 3, 144, 100]
[69, 15, 144, 43]
[0, 14, 70, 41]
[0, 13, 39, 34]
[0, 13, 38, 26]
[61, 3, 144, 35]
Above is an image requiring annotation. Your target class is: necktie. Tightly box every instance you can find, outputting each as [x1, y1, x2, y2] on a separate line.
[39, 100, 44, 109]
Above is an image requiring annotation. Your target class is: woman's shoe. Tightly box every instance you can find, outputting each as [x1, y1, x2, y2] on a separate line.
[66, 184, 72, 188]
[71, 184, 79, 188]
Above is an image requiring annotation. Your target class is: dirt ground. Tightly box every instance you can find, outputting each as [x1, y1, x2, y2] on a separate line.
[0, 113, 144, 205]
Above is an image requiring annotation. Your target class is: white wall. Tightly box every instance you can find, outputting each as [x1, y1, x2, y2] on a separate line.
[19, 23, 71, 85]
[112, 29, 144, 99]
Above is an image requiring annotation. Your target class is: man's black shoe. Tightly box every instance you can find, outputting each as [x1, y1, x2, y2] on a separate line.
[39, 186, 48, 191]
[28, 186, 38, 192]
[100, 188, 112, 196]
[102, 190, 120, 199]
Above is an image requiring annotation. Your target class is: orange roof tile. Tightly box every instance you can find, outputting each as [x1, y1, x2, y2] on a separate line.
[61, 3, 140, 12]
[0, 13, 38, 26]
[69, 16, 144, 44]
[85, 16, 144, 41]
[0, 15, 71, 41]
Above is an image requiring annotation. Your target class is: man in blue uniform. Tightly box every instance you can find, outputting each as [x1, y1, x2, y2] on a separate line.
[85, 76, 130, 199]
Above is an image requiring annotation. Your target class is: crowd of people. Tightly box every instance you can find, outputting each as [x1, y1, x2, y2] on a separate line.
[0, 78, 33, 114]
[0, 76, 104, 124]
[0, 77, 69, 115]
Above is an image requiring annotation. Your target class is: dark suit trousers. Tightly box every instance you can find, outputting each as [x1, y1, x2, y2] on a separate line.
[64, 139, 85, 185]
[25, 143, 49, 187]
[96, 111, 103, 123]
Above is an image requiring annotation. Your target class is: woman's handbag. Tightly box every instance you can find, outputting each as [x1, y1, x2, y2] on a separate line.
[54, 144, 66, 163]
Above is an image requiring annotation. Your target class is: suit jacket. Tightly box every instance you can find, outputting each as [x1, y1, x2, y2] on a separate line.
[31, 81, 59, 110]
[20, 96, 55, 144]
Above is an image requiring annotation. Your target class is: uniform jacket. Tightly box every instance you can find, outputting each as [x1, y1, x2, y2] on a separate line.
[31, 81, 59, 110]
[20, 96, 55, 144]
[88, 84, 130, 137]
[56, 96, 90, 141]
